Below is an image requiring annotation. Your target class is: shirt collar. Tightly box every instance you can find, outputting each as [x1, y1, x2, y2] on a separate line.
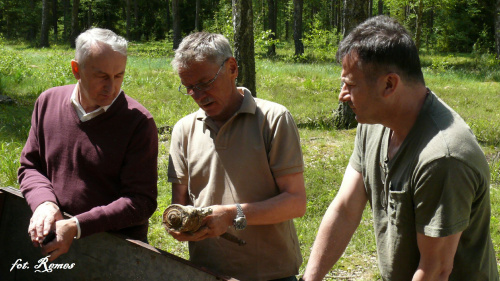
[70, 82, 123, 121]
[196, 87, 256, 121]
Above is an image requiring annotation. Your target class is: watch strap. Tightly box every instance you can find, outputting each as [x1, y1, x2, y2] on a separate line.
[236, 203, 244, 218]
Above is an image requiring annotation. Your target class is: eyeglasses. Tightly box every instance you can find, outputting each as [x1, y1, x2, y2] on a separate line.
[178, 59, 229, 96]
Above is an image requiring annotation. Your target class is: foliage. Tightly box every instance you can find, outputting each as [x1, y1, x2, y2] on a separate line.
[203, 1, 234, 44]
[0, 0, 41, 41]
[254, 29, 280, 55]
[1, 0, 499, 60]
[432, 0, 496, 53]
[1, 42, 500, 279]
[302, 15, 341, 62]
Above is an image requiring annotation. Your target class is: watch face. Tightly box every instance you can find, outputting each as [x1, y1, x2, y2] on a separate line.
[234, 217, 247, 230]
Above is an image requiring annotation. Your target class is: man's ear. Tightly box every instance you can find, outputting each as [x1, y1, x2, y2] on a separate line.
[227, 57, 238, 79]
[71, 60, 81, 79]
[383, 73, 400, 97]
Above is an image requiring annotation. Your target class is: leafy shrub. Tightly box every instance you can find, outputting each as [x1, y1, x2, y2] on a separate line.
[301, 15, 341, 62]
[203, 2, 234, 45]
[254, 29, 280, 55]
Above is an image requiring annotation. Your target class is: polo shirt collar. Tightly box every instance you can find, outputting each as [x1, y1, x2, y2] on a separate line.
[196, 87, 256, 121]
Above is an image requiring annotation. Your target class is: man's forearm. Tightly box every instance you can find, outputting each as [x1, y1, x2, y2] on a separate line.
[302, 205, 360, 281]
[75, 193, 157, 238]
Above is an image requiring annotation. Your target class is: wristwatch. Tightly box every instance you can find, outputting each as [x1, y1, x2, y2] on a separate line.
[233, 203, 247, 230]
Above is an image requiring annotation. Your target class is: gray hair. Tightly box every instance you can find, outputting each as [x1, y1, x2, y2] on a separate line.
[172, 32, 233, 70]
[75, 28, 127, 67]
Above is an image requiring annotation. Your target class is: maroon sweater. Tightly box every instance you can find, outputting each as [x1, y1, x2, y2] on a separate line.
[18, 84, 158, 240]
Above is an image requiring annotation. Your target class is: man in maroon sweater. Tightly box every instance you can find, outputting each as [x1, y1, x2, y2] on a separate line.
[18, 28, 158, 261]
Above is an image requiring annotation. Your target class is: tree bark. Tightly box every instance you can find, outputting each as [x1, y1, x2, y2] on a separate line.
[70, 0, 80, 48]
[293, 0, 304, 56]
[133, 0, 139, 40]
[267, 0, 277, 56]
[87, 1, 93, 28]
[63, 0, 71, 40]
[40, 0, 50, 47]
[342, 0, 368, 36]
[172, 0, 181, 49]
[334, 0, 369, 130]
[165, 0, 170, 35]
[378, 0, 383, 15]
[495, 0, 500, 59]
[195, 0, 201, 31]
[415, 0, 424, 50]
[52, 0, 58, 41]
[232, 0, 257, 96]
[126, 0, 131, 39]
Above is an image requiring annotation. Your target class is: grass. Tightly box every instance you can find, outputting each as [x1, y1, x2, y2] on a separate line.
[1, 40, 499, 280]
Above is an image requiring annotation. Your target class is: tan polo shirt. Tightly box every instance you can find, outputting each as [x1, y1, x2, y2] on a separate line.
[168, 87, 304, 281]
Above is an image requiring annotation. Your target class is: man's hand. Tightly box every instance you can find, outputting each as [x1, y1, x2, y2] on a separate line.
[166, 204, 235, 242]
[40, 218, 78, 262]
[29, 201, 64, 247]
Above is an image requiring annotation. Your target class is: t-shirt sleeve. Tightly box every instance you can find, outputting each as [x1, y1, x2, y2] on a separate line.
[413, 157, 477, 237]
[268, 111, 304, 178]
[349, 124, 364, 173]
[167, 121, 189, 185]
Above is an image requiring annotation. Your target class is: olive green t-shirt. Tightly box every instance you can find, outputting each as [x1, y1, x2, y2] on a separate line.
[350, 91, 498, 280]
[168, 88, 304, 281]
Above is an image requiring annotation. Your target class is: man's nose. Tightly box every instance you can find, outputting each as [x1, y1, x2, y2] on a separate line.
[190, 89, 205, 100]
[105, 78, 114, 92]
[339, 83, 350, 102]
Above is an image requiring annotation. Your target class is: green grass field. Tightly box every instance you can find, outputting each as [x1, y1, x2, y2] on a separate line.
[1, 40, 499, 280]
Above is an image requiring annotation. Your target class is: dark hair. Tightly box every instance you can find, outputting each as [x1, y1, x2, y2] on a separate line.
[337, 15, 424, 85]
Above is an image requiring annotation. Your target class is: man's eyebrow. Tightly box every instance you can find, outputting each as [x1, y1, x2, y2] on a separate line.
[93, 68, 126, 76]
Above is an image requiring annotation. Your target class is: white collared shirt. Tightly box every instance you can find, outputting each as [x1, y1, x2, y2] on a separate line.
[70, 82, 122, 122]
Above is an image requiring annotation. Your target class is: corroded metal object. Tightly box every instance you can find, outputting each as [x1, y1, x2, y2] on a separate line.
[163, 204, 212, 232]
[163, 204, 246, 246]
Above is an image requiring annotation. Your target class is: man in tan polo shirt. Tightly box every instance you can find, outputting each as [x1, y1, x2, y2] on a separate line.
[166, 32, 306, 281]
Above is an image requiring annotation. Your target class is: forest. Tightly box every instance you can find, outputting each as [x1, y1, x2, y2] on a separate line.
[1, 0, 500, 59]
[1, 1, 500, 279]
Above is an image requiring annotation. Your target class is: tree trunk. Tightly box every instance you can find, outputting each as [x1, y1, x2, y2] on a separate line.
[267, 0, 276, 56]
[495, 0, 500, 59]
[195, 0, 201, 31]
[232, 0, 257, 96]
[27, 0, 37, 41]
[342, 0, 368, 36]
[378, 0, 383, 15]
[172, 0, 181, 49]
[368, 0, 372, 17]
[87, 1, 93, 28]
[63, 0, 71, 40]
[40, 0, 50, 47]
[334, 0, 369, 130]
[293, 0, 304, 56]
[52, 0, 58, 41]
[126, 0, 131, 39]
[330, 0, 334, 29]
[133, 0, 139, 40]
[337, 0, 342, 32]
[71, 0, 80, 48]
[415, 0, 424, 50]
[165, 0, 170, 35]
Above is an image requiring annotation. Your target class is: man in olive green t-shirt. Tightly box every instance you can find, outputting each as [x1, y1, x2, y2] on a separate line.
[302, 16, 499, 281]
